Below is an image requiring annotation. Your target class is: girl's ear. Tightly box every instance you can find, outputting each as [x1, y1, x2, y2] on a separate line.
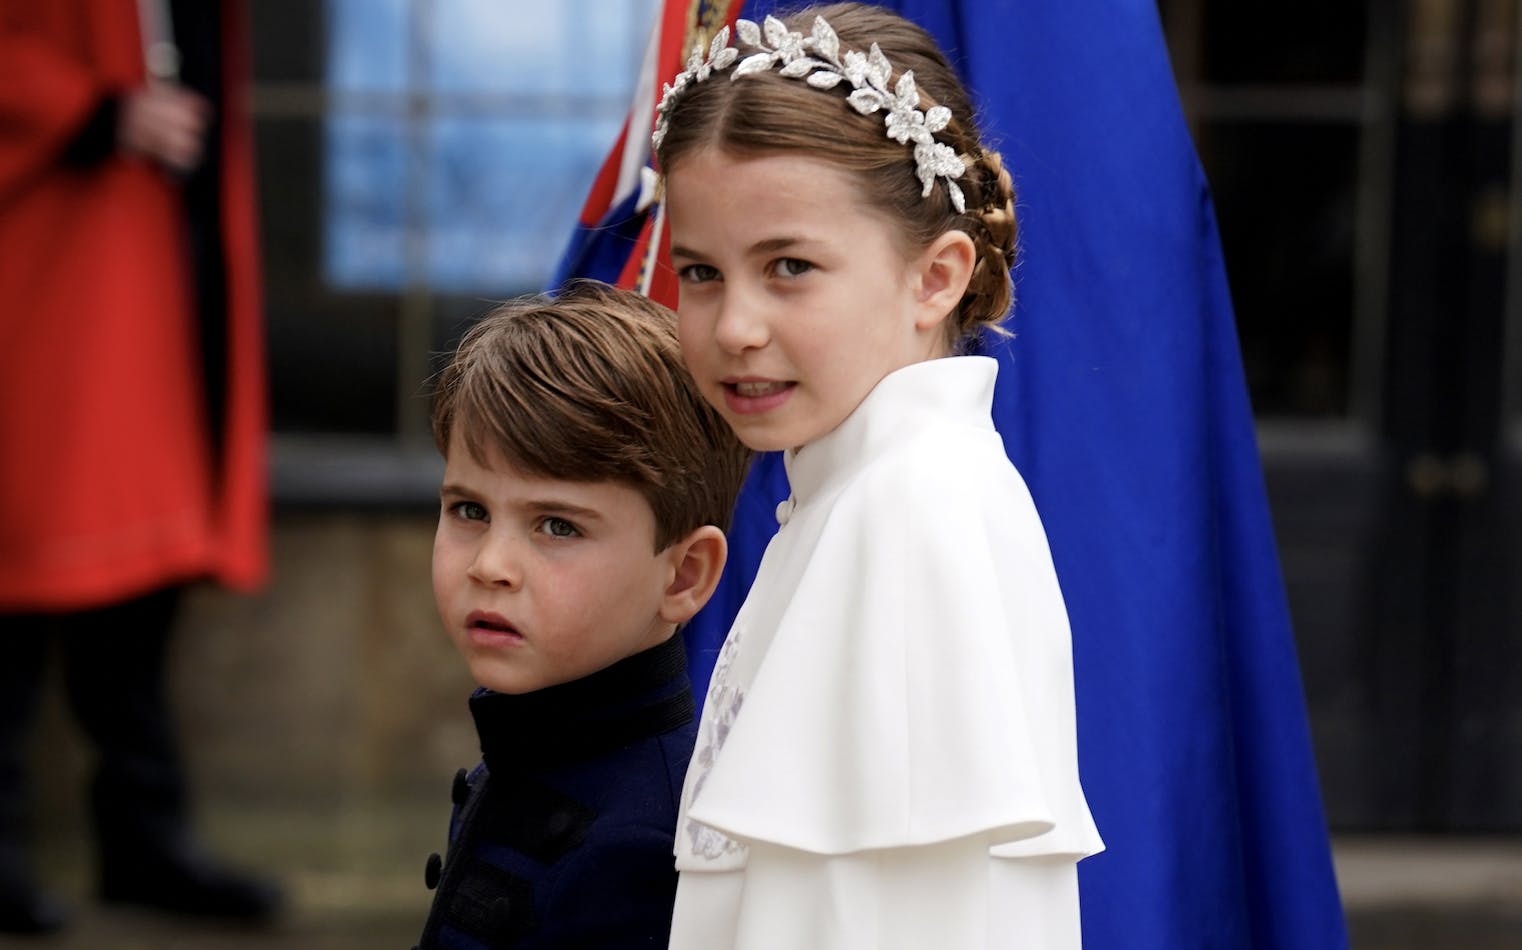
[911, 230, 976, 332]
[658, 525, 729, 625]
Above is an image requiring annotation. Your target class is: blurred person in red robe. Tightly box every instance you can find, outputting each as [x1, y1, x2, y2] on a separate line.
[0, 0, 277, 933]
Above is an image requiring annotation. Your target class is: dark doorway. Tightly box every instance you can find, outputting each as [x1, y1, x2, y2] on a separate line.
[1159, 0, 1522, 830]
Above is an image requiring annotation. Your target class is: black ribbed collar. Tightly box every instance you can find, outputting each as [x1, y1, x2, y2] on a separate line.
[470, 634, 694, 769]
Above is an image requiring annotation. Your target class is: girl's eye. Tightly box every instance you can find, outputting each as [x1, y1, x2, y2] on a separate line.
[449, 500, 488, 522]
[538, 517, 580, 539]
[775, 257, 814, 278]
[677, 263, 720, 284]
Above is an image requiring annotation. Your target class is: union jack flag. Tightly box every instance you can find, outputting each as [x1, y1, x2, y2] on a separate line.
[551, 0, 741, 304]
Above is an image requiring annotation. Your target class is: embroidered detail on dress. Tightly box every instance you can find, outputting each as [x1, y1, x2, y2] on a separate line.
[683, 627, 747, 860]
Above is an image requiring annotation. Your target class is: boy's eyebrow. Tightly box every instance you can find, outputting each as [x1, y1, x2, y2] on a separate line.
[520, 499, 605, 520]
[438, 483, 605, 520]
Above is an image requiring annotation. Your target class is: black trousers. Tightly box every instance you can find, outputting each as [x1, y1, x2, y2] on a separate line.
[0, 588, 190, 883]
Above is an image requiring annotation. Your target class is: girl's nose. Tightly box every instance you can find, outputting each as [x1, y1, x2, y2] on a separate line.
[713, 293, 769, 354]
[466, 533, 521, 589]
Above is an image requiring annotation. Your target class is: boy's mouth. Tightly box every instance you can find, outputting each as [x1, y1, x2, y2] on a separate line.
[466, 610, 523, 641]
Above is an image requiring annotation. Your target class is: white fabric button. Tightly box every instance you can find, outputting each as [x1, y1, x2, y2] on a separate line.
[774, 497, 795, 526]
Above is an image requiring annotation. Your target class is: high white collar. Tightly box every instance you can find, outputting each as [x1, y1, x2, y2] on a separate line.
[782, 356, 998, 511]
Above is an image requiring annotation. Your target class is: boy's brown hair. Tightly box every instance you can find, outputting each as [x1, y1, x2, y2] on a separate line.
[431, 280, 752, 551]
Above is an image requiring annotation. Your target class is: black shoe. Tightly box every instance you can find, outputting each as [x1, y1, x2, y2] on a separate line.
[99, 846, 282, 923]
[0, 880, 67, 935]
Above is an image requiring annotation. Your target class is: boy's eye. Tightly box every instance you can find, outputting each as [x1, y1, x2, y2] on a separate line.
[449, 500, 488, 522]
[677, 263, 720, 283]
[538, 517, 580, 539]
[775, 257, 814, 277]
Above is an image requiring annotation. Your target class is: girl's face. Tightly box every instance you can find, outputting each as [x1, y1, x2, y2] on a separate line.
[666, 149, 948, 453]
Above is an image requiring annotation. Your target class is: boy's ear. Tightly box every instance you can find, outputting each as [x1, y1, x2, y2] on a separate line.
[911, 230, 976, 332]
[658, 525, 728, 626]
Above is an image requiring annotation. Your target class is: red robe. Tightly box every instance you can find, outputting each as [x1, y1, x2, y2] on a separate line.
[0, 0, 266, 610]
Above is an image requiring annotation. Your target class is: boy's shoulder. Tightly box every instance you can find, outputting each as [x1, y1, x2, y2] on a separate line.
[420, 710, 695, 947]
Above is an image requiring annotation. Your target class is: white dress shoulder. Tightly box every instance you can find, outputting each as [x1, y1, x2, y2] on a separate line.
[669, 357, 1103, 950]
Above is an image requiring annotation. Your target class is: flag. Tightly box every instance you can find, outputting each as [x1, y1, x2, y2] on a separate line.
[554, 1, 1348, 946]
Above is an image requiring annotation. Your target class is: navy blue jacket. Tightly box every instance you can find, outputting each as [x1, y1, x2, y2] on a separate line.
[416, 636, 696, 948]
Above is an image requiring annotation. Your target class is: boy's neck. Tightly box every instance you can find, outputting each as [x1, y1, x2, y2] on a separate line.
[470, 635, 692, 768]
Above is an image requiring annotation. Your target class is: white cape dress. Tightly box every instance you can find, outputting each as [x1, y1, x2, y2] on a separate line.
[669, 357, 1103, 949]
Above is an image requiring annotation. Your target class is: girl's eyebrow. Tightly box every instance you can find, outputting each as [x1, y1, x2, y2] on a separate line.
[749, 235, 807, 255]
[670, 235, 813, 261]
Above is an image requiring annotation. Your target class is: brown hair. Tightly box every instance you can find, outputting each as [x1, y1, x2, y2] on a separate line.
[654, 2, 1017, 350]
[431, 280, 753, 551]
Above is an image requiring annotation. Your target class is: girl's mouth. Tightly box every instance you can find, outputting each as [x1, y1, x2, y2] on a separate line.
[722, 379, 795, 414]
[729, 380, 790, 398]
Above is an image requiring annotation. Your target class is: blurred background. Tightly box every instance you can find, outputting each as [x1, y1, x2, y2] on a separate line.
[12, 0, 1522, 947]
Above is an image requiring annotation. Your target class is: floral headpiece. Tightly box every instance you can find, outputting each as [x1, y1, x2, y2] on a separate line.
[652, 15, 968, 213]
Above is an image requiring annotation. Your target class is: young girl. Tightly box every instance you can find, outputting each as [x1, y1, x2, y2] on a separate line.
[652, 3, 1103, 947]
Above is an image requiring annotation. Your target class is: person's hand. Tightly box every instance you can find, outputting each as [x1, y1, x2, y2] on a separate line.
[117, 83, 212, 174]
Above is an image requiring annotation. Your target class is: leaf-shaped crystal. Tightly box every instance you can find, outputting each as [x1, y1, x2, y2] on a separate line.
[733, 53, 775, 78]
[924, 105, 951, 133]
[762, 15, 789, 48]
[842, 49, 869, 85]
[778, 56, 819, 78]
[736, 19, 762, 47]
[708, 26, 731, 62]
[847, 88, 887, 114]
[895, 70, 919, 108]
[867, 44, 892, 89]
[810, 17, 840, 63]
[806, 71, 844, 89]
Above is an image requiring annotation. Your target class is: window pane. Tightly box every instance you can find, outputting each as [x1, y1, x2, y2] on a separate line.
[324, 115, 411, 287]
[323, 0, 657, 293]
[423, 116, 624, 293]
[327, 0, 410, 94]
[431, 0, 656, 96]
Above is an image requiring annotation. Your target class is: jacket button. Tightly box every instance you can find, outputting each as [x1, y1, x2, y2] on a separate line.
[451, 767, 471, 805]
[424, 852, 442, 890]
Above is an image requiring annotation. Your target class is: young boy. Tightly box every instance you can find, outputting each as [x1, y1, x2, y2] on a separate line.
[415, 281, 751, 949]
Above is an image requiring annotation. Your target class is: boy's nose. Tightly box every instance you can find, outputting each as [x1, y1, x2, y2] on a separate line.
[466, 534, 522, 588]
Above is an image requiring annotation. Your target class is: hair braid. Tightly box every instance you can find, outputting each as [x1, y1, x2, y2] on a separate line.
[952, 147, 1018, 344]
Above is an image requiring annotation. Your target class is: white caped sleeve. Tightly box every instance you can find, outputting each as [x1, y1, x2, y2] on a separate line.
[687, 430, 1101, 859]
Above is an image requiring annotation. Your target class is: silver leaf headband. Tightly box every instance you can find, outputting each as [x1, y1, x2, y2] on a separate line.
[652, 15, 968, 213]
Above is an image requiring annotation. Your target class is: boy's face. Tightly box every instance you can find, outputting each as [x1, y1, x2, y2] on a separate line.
[433, 431, 679, 694]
